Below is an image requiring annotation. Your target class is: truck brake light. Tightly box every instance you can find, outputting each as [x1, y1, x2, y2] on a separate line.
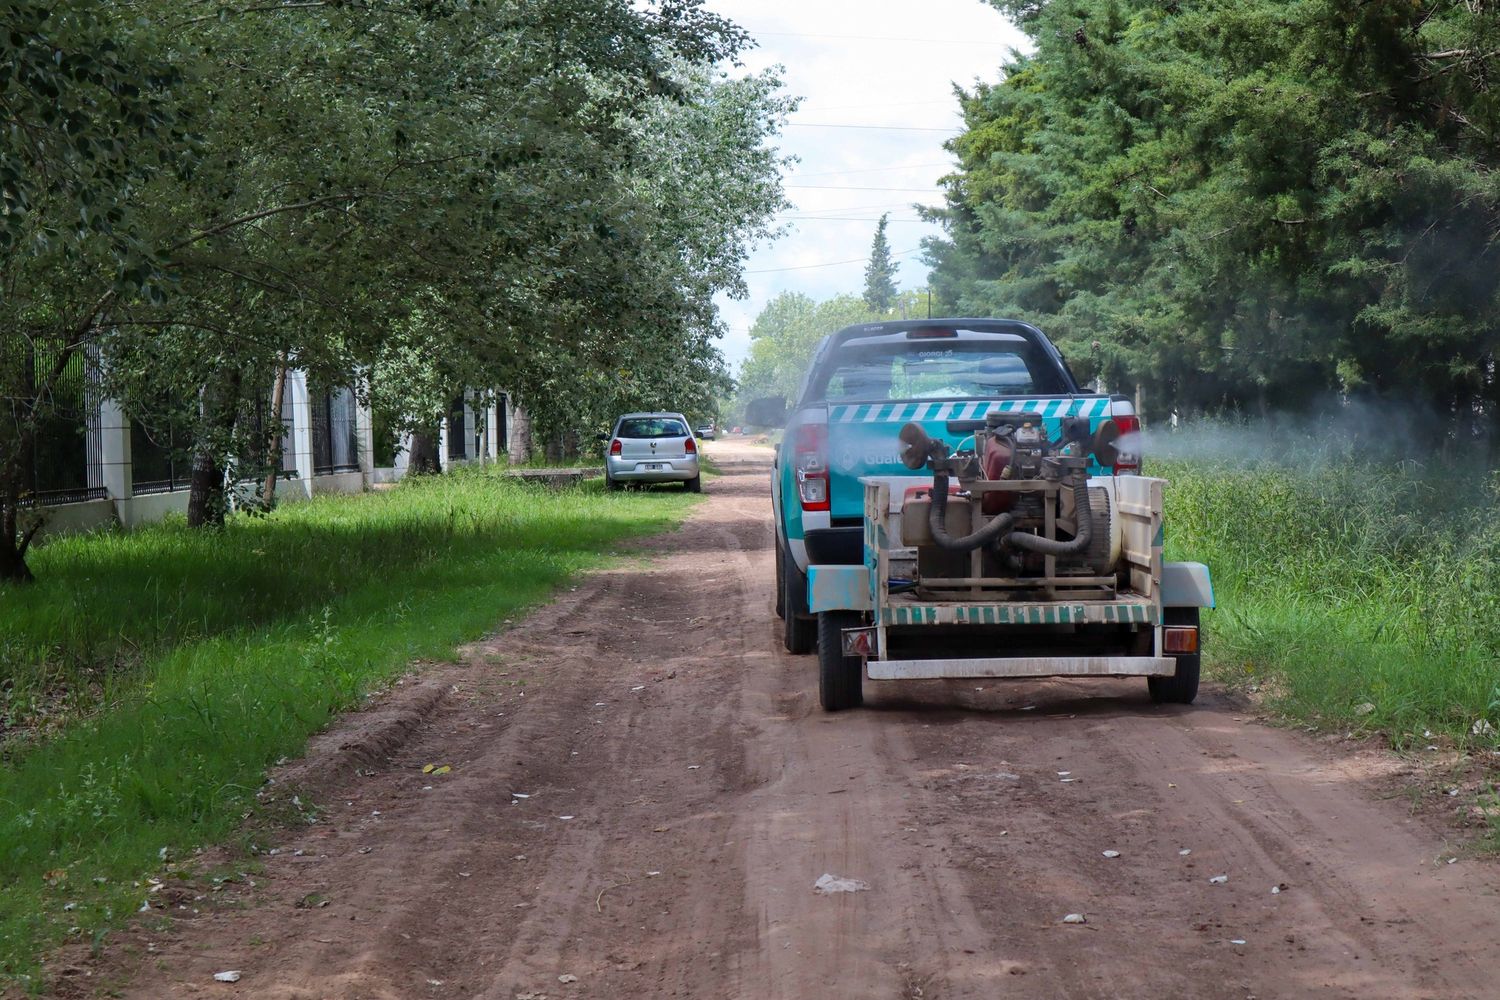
[1110, 412, 1140, 474]
[793, 423, 830, 511]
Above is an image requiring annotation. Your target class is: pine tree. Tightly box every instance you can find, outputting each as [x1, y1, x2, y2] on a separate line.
[863, 213, 898, 313]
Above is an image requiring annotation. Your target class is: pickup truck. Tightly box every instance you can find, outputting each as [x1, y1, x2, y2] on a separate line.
[747, 318, 1213, 711]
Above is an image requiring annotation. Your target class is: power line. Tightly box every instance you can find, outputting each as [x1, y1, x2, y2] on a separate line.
[789, 161, 954, 179]
[785, 123, 960, 133]
[747, 247, 923, 274]
[783, 216, 927, 223]
[799, 100, 957, 114]
[747, 28, 1013, 47]
[786, 184, 940, 192]
[777, 201, 935, 216]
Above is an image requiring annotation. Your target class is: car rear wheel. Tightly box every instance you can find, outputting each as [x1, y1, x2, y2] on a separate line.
[606, 474, 624, 492]
[781, 546, 815, 654]
[818, 611, 864, 711]
[685, 475, 702, 493]
[773, 539, 786, 619]
[1148, 606, 1201, 705]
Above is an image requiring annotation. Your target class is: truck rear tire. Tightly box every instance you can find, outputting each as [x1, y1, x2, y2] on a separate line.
[818, 611, 864, 711]
[1148, 606, 1201, 705]
[773, 540, 785, 619]
[782, 548, 815, 654]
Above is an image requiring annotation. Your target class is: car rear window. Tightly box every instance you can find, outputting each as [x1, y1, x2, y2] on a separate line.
[815, 339, 1068, 401]
[617, 418, 689, 438]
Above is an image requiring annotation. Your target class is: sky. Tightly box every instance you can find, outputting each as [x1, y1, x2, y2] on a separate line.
[703, 0, 1028, 375]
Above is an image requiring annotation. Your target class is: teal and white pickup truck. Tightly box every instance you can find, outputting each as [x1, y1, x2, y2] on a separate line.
[746, 318, 1213, 711]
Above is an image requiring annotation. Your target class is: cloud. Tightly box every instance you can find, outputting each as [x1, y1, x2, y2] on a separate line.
[704, 0, 1027, 372]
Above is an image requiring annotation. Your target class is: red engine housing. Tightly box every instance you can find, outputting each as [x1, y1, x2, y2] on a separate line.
[980, 435, 1015, 514]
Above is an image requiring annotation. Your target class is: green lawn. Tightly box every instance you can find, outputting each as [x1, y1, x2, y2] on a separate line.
[1158, 451, 1500, 749]
[0, 469, 699, 988]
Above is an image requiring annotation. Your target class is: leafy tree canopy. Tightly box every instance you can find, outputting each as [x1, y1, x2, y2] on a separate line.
[1, 0, 792, 578]
[930, 0, 1500, 429]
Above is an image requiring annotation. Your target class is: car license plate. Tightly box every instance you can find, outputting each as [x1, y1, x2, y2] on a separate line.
[643, 463, 665, 471]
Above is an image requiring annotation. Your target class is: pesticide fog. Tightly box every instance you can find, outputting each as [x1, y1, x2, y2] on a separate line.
[1141, 396, 1483, 470]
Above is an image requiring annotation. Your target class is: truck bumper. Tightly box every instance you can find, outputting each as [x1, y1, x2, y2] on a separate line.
[867, 656, 1176, 679]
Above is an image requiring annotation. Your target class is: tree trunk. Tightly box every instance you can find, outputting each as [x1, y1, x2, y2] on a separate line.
[186, 371, 243, 528]
[186, 449, 227, 528]
[0, 498, 36, 584]
[262, 357, 289, 510]
[408, 429, 441, 475]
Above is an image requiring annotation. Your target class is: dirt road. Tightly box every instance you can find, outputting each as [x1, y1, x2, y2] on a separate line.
[111, 441, 1500, 1000]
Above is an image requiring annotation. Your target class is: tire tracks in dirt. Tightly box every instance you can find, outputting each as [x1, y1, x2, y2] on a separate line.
[103, 441, 1500, 1000]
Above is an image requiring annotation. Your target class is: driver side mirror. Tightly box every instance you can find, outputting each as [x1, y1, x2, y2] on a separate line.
[744, 396, 788, 428]
[596, 432, 610, 441]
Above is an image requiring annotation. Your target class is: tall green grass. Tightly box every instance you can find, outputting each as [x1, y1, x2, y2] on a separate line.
[1157, 442, 1500, 749]
[0, 470, 697, 987]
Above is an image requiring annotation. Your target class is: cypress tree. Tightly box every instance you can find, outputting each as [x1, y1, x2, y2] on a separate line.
[863, 213, 898, 313]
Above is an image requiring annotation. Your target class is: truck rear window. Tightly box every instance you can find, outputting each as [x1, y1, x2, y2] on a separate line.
[815, 341, 1069, 401]
[617, 418, 689, 438]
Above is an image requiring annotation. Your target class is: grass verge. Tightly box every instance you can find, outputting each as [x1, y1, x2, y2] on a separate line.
[1157, 447, 1499, 833]
[0, 468, 699, 988]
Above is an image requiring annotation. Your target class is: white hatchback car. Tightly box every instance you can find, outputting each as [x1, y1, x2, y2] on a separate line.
[603, 412, 701, 492]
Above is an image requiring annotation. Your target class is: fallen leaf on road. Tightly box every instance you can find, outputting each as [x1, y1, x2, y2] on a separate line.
[1102, 850, 1121, 859]
[213, 971, 241, 983]
[558, 974, 578, 984]
[1209, 875, 1228, 884]
[1061, 913, 1087, 924]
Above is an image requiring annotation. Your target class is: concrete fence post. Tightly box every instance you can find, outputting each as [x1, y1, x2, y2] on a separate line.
[99, 399, 132, 506]
[486, 397, 500, 462]
[287, 370, 314, 500]
[356, 397, 375, 486]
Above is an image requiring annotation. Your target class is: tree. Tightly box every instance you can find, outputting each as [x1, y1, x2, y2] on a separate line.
[930, 1, 1500, 430]
[863, 214, 899, 314]
[0, 2, 188, 580]
[737, 292, 881, 407]
[2, 0, 791, 581]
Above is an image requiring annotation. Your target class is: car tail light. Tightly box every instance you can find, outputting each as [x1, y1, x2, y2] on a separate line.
[684, 436, 696, 454]
[793, 422, 829, 511]
[1108, 403, 1141, 474]
[1163, 626, 1199, 654]
[609, 439, 622, 456]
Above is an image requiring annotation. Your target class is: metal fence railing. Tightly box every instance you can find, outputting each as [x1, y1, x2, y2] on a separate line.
[22, 346, 105, 506]
[447, 396, 467, 460]
[312, 386, 359, 474]
[130, 415, 191, 496]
